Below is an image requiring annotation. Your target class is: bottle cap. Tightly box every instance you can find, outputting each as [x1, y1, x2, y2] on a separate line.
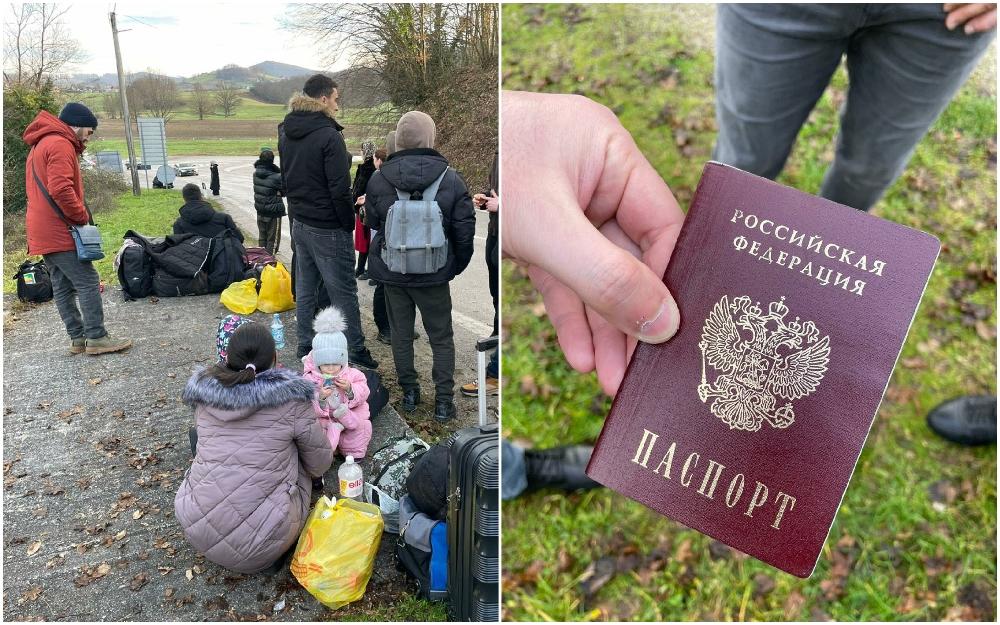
[346, 455, 354, 464]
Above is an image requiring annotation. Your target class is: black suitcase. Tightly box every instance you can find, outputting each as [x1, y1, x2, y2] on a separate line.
[446, 424, 499, 621]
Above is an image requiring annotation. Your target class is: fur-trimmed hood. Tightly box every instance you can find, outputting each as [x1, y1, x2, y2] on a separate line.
[182, 366, 315, 421]
[281, 94, 343, 140]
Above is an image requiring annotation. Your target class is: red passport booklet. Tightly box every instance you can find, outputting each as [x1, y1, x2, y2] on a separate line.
[586, 162, 940, 577]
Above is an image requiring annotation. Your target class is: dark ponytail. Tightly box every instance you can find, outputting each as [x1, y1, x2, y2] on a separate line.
[201, 322, 275, 387]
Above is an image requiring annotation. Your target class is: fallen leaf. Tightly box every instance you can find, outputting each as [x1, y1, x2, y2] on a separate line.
[27, 541, 42, 556]
[273, 598, 286, 612]
[578, 556, 617, 598]
[75, 543, 89, 555]
[21, 586, 43, 602]
[975, 320, 996, 341]
[88, 378, 102, 386]
[164, 587, 176, 599]
[186, 568, 194, 581]
[132, 509, 144, 520]
[115, 530, 127, 541]
[111, 410, 125, 419]
[158, 566, 174, 575]
[752, 572, 776, 597]
[129, 572, 149, 591]
[192, 565, 204, 574]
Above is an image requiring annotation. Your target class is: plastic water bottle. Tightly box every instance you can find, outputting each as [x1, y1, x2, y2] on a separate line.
[271, 313, 285, 349]
[338, 456, 363, 501]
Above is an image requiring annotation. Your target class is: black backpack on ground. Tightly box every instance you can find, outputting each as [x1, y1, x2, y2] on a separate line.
[447, 424, 499, 621]
[152, 270, 209, 297]
[206, 229, 247, 293]
[117, 244, 154, 301]
[13, 259, 53, 303]
[363, 369, 389, 419]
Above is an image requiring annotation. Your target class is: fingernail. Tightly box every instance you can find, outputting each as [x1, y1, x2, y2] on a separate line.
[965, 23, 976, 34]
[636, 296, 680, 343]
[946, 19, 955, 30]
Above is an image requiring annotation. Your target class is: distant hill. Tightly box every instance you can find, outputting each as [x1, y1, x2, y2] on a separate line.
[59, 61, 319, 91]
[249, 61, 318, 79]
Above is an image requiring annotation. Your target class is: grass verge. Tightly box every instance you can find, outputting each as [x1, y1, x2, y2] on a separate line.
[501, 4, 996, 622]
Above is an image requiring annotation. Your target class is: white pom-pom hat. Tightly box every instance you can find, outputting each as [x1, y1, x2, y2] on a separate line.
[311, 306, 348, 366]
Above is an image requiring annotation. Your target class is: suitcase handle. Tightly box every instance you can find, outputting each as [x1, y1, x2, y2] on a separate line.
[476, 335, 498, 352]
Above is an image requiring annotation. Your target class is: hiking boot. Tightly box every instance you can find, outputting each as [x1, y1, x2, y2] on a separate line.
[69, 338, 86, 355]
[927, 395, 997, 446]
[402, 387, 421, 413]
[433, 399, 456, 423]
[376, 331, 392, 345]
[525, 445, 601, 492]
[461, 377, 499, 397]
[350, 347, 379, 370]
[85, 335, 133, 355]
[312, 476, 325, 494]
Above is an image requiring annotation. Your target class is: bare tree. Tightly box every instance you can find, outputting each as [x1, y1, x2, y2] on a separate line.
[129, 73, 182, 122]
[101, 91, 119, 120]
[215, 82, 242, 118]
[2, 3, 85, 87]
[285, 3, 498, 108]
[191, 84, 214, 120]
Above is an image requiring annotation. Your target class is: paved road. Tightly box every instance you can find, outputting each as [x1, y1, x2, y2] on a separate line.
[1, 293, 425, 620]
[164, 155, 496, 426]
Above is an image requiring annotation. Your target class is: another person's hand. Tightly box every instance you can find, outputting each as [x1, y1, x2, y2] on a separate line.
[355, 194, 366, 206]
[485, 190, 499, 213]
[944, 3, 997, 33]
[319, 386, 333, 400]
[473, 193, 487, 208]
[502, 91, 684, 396]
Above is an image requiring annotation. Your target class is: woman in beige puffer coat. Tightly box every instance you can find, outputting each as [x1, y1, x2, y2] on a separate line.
[175, 323, 333, 573]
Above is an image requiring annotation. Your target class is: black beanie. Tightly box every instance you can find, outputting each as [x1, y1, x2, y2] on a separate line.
[405, 442, 450, 520]
[58, 102, 98, 129]
[182, 183, 202, 202]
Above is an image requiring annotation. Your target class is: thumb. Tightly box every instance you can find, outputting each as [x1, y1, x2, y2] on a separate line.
[532, 206, 680, 344]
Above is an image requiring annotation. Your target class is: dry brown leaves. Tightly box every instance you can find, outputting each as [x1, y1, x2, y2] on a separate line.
[74, 562, 112, 587]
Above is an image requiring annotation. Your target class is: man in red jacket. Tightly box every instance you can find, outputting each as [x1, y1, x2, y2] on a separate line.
[23, 103, 132, 355]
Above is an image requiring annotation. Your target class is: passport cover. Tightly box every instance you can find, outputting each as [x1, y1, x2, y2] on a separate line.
[586, 162, 940, 578]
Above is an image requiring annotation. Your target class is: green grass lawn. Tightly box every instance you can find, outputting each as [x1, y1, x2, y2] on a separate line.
[87, 138, 280, 158]
[502, 4, 996, 622]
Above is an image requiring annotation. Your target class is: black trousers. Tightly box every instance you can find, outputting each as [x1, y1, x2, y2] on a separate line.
[373, 282, 390, 335]
[384, 284, 455, 400]
[257, 215, 281, 255]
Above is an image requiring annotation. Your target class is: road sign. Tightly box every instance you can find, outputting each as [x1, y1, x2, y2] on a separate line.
[137, 117, 168, 186]
[94, 150, 123, 173]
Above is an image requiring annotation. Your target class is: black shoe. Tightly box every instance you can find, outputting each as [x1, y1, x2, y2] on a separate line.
[402, 388, 421, 412]
[377, 331, 392, 345]
[433, 399, 456, 423]
[312, 476, 325, 493]
[525, 445, 602, 492]
[350, 348, 378, 370]
[927, 395, 997, 446]
[368, 279, 377, 287]
[357, 271, 369, 280]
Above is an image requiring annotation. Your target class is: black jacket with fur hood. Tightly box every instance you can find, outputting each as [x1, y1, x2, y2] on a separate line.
[277, 94, 354, 231]
[364, 148, 476, 287]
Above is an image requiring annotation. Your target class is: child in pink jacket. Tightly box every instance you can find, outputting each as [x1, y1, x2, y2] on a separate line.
[301, 307, 372, 458]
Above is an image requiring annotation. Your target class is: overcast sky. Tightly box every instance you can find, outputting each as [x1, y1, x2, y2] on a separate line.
[34, 3, 350, 76]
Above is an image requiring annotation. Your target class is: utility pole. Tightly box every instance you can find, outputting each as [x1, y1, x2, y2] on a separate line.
[110, 10, 140, 196]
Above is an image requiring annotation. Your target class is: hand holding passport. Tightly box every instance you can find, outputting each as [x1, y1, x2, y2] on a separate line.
[586, 162, 940, 577]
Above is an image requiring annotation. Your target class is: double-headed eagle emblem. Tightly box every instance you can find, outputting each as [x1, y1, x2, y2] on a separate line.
[698, 295, 830, 432]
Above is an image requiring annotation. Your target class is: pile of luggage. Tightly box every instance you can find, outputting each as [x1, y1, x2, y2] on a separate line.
[115, 229, 272, 300]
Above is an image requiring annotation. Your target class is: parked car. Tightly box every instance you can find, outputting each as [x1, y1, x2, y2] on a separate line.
[125, 161, 151, 170]
[174, 162, 198, 176]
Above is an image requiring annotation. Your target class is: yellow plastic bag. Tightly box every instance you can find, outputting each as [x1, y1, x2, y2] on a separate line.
[219, 278, 258, 315]
[291, 497, 384, 610]
[257, 262, 295, 313]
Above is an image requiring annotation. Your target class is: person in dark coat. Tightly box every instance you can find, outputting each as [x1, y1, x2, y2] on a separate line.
[209, 161, 220, 196]
[365, 111, 476, 422]
[351, 141, 377, 278]
[253, 148, 285, 254]
[173, 184, 244, 242]
[278, 73, 376, 369]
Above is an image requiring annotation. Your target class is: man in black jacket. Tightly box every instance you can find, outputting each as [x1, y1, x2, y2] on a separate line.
[173, 184, 243, 242]
[365, 111, 476, 422]
[252, 148, 285, 254]
[278, 74, 377, 368]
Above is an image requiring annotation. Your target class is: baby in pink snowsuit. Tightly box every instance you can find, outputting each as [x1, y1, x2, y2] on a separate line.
[301, 307, 372, 458]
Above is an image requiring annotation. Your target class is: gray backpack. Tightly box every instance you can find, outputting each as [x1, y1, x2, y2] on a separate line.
[382, 168, 449, 275]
